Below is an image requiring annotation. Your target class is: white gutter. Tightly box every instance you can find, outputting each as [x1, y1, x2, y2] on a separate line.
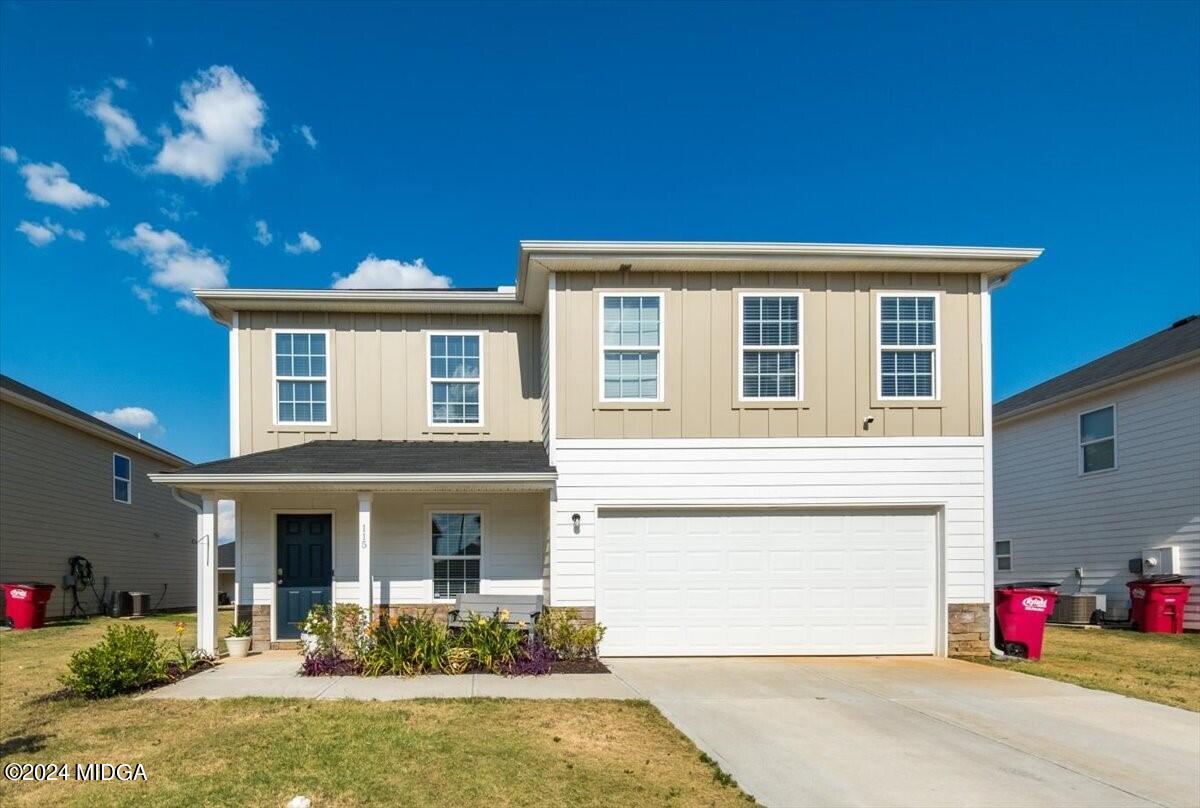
[520, 240, 1045, 262]
[148, 471, 557, 485]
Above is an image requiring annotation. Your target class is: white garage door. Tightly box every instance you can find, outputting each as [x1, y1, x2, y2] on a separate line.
[597, 509, 938, 656]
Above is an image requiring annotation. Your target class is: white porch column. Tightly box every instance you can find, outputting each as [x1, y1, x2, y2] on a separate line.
[196, 494, 218, 656]
[358, 492, 372, 613]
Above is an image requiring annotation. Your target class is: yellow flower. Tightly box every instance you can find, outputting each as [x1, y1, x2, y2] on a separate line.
[517, 621, 527, 629]
[174, 622, 185, 635]
[477, 616, 486, 625]
[499, 610, 510, 622]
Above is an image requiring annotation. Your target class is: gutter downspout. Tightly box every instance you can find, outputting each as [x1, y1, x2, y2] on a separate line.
[983, 272, 1008, 659]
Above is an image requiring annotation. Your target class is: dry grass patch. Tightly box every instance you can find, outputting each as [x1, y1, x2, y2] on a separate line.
[978, 625, 1200, 711]
[1, 614, 752, 807]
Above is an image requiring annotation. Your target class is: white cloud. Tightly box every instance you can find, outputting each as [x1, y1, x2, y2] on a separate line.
[218, 501, 236, 542]
[153, 65, 278, 184]
[92, 406, 164, 437]
[113, 223, 229, 315]
[15, 218, 85, 246]
[0, 145, 17, 163]
[295, 124, 317, 149]
[284, 231, 321, 254]
[16, 221, 57, 246]
[111, 77, 129, 90]
[80, 87, 147, 155]
[19, 162, 108, 210]
[131, 283, 160, 313]
[157, 191, 195, 222]
[332, 256, 451, 289]
[253, 219, 272, 246]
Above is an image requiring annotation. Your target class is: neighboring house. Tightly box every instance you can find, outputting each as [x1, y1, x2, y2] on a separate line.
[994, 315, 1200, 630]
[149, 241, 1043, 656]
[217, 542, 235, 606]
[0, 375, 196, 620]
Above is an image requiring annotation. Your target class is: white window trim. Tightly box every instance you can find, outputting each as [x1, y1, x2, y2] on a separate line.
[425, 330, 486, 428]
[875, 291, 941, 402]
[995, 540, 1012, 572]
[598, 291, 666, 403]
[1078, 403, 1118, 476]
[112, 452, 132, 504]
[425, 506, 488, 602]
[738, 291, 803, 402]
[270, 327, 333, 427]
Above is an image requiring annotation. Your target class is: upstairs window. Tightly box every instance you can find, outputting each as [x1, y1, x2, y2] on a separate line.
[1079, 405, 1116, 473]
[275, 331, 329, 424]
[879, 294, 938, 399]
[429, 333, 482, 425]
[601, 294, 662, 401]
[113, 453, 131, 504]
[432, 512, 482, 599]
[741, 294, 802, 400]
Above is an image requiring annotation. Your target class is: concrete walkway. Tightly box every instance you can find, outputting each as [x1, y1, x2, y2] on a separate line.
[140, 651, 638, 700]
[605, 657, 1200, 808]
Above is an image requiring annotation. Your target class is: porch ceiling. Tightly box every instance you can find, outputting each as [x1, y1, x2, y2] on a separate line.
[147, 439, 556, 493]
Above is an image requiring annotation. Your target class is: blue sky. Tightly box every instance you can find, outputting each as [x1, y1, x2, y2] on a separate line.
[1, 1, 1197, 463]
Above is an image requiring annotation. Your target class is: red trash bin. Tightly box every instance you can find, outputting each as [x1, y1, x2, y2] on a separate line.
[1127, 576, 1192, 634]
[2, 583, 56, 630]
[994, 582, 1059, 660]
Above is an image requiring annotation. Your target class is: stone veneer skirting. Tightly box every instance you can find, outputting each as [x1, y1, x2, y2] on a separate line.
[947, 603, 991, 657]
[235, 604, 271, 651]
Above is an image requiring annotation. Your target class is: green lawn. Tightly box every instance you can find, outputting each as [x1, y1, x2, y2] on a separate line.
[978, 625, 1200, 711]
[0, 613, 751, 806]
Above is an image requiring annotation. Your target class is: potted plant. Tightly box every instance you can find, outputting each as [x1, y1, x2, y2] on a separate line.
[224, 620, 253, 658]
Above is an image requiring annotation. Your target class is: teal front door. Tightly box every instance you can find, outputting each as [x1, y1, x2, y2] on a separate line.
[276, 514, 332, 639]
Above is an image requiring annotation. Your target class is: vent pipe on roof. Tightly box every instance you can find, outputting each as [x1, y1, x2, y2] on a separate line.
[1170, 315, 1198, 329]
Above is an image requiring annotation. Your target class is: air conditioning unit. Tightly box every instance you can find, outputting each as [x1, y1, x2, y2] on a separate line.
[109, 591, 150, 618]
[1050, 593, 1097, 625]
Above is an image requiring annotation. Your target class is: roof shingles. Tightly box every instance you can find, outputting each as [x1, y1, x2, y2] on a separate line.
[994, 315, 1200, 420]
[160, 440, 553, 476]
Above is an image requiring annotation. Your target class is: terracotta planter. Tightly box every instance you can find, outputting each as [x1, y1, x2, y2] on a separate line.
[225, 636, 252, 658]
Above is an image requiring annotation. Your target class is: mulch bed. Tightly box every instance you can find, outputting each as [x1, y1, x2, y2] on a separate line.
[549, 658, 609, 674]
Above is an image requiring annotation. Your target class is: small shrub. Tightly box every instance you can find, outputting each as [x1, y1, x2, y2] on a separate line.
[301, 651, 360, 676]
[537, 607, 606, 660]
[362, 612, 450, 676]
[500, 635, 555, 676]
[455, 609, 525, 673]
[444, 646, 474, 675]
[61, 624, 167, 698]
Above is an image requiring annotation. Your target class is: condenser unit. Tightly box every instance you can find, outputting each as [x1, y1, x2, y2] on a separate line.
[1049, 593, 1097, 625]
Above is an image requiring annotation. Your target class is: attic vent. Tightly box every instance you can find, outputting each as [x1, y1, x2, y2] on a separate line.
[1171, 315, 1198, 329]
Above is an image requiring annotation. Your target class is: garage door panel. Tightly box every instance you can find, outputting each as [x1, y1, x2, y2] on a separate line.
[597, 509, 938, 656]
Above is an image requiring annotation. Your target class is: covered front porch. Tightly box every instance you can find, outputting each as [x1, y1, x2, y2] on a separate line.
[149, 440, 556, 654]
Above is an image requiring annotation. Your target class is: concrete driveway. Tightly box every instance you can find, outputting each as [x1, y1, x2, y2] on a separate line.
[606, 657, 1200, 808]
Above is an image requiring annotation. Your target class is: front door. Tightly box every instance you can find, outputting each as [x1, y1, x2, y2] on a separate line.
[276, 514, 332, 639]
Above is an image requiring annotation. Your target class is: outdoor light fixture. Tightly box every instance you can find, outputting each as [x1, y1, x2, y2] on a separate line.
[863, 416, 875, 430]
[572, 513, 581, 532]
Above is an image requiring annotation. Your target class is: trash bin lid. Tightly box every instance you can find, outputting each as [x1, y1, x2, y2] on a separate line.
[1131, 574, 1187, 584]
[996, 581, 1060, 590]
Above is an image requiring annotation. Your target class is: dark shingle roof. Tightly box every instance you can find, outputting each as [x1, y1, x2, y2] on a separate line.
[161, 440, 553, 476]
[0, 374, 187, 465]
[994, 315, 1200, 420]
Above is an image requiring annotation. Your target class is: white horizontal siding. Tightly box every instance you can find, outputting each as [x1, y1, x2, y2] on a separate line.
[995, 363, 1200, 629]
[235, 491, 546, 638]
[550, 438, 989, 610]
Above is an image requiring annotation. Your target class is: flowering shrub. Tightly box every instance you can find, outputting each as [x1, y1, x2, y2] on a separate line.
[455, 609, 525, 673]
[361, 612, 450, 676]
[499, 636, 555, 676]
[536, 607, 606, 660]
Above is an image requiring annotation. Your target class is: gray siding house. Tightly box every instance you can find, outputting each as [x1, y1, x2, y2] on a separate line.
[993, 316, 1200, 629]
[0, 375, 197, 620]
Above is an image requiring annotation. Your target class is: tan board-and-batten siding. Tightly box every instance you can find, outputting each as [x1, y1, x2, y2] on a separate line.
[237, 311, 544, 453]
[554, 271, 985, 439]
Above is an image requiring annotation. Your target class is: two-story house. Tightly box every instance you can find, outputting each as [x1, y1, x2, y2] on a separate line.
[151, 241, 1042, 657]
